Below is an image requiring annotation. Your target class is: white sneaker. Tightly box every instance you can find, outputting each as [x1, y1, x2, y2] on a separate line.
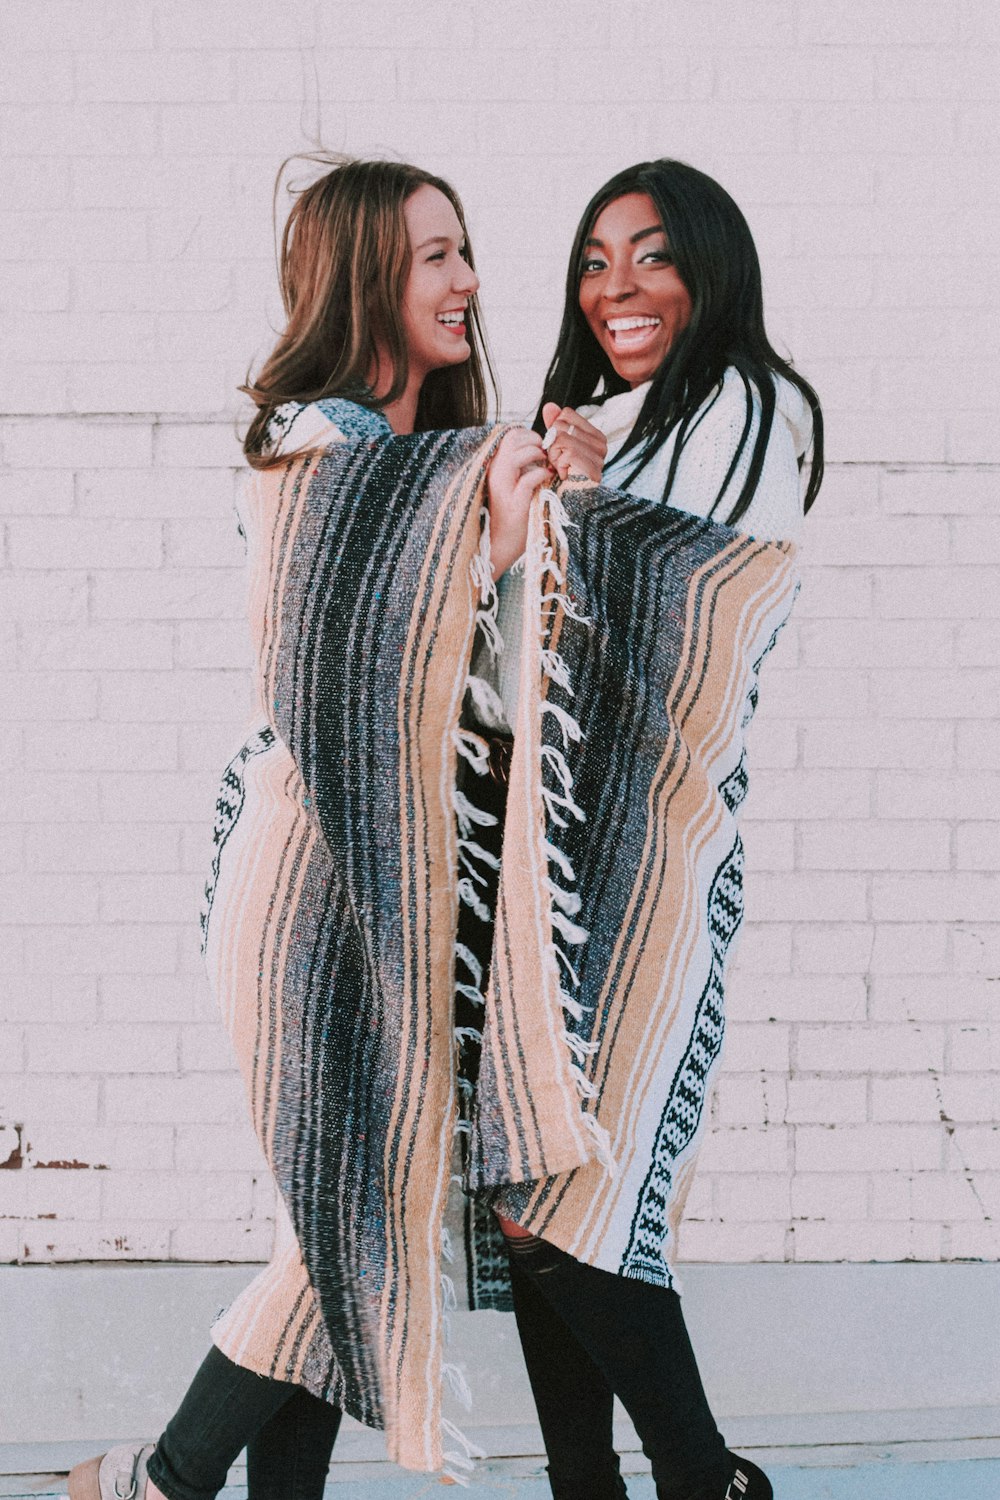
[67, 1443, 156, 1500]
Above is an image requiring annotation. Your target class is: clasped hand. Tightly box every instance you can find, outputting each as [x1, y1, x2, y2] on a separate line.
[486, 403, 607, 579]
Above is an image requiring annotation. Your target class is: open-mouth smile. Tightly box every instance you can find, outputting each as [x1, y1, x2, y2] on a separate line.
[437, 309, 467, 334]
[604, 315, 662, 351]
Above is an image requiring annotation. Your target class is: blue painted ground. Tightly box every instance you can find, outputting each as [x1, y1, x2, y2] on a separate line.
[11, 1458, 1000, 1499]
[357, 1460, 996, 1499]
[216, 1458, 1000, 1499]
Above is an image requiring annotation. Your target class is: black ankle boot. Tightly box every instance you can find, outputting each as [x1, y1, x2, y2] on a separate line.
[723, 1452, 772, 1500]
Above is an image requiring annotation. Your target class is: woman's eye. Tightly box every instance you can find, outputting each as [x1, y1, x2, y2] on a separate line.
[640, 249, 673, 265]
[581, 257, 607, 274]
[427, 251, 446, 263]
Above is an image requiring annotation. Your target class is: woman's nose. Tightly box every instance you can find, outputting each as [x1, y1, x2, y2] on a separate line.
[603, 260, 636, 301]
[455, 263, 480, 296]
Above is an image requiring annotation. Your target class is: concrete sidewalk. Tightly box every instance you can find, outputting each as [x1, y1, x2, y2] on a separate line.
[6, 1452, 1000, 1500]
[6, 1266, 998, 1499]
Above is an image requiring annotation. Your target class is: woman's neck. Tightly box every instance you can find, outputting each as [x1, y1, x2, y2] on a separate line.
[379, 383, 419, 435]
[371, 353, 424, 435]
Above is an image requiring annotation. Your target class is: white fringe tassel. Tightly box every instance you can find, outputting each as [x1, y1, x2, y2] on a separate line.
[536, 485, 616, 1176]
[442, 1416, 487, 1486]
[442, 498, 507, 1485]
[454, 726, 490, 773]
[443, 1361, 474, 1412]
[454, 942, 483, 987]
[465, 672, 507, 727]
[454, 786, 498, 835]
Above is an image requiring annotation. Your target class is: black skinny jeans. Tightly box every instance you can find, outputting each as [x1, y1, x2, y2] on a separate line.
[146, 1346, 341, 1500]
[504, 1234, 730, 1500]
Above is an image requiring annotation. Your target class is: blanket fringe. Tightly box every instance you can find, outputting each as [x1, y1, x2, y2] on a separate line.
[542, 701, 583, 747]
[441, 501, 505, 1486]
[535, 484, 615, 1174]
[546, 876, 582, 916]
[441, 1417, 487, 1486]
[454, 726, 490, 773]
[454, 787, 498, 834]
[443, 1361, 474, 1412]
[545, 839, 576, 882]
[457, 878, 491, 922]
[458, 836, 500, 879]
[465, 671, 507, 729]
[454, 941, 483, 988]
[440, 476, 618, 1484]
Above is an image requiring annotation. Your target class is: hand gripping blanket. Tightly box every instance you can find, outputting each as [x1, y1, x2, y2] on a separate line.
[200, 400, 798, 1473]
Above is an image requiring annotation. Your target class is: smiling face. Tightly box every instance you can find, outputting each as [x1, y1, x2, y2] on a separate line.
[400, 183, 480, 382]
[578, 191, 693, 389]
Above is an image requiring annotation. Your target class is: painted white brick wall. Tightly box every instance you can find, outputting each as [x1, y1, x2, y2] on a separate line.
[1, 0, 998, 1269]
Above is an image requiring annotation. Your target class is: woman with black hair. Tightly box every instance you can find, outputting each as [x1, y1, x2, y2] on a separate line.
[481, 160, 824, 1500]
[537, 159, 822, 528]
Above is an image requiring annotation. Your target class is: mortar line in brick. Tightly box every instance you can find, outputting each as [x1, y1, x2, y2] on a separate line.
[5, 416, 1000, 473]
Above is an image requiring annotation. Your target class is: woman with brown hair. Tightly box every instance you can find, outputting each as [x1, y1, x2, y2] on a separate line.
[66, 156, 588, 1500]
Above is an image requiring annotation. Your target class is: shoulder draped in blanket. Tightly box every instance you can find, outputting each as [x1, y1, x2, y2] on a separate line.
[200, 398, 798, 1473]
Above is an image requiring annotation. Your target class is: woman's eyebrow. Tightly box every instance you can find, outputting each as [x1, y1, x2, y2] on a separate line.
[415, 234, 452, 251]
[584, 225, 666, 248]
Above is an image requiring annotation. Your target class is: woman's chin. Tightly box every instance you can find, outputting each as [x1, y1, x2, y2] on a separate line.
[606, 351, 662, 387]
[436, 340, 472, 368]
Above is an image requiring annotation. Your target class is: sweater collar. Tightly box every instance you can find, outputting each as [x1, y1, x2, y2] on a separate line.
[579, 382, 652, 461]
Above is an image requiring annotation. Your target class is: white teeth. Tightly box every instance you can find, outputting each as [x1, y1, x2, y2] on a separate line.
[606, 316, 660, 331]
[437, 312, 465, 325]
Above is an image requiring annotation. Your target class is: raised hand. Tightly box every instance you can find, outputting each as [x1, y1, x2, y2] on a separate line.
[486, 427, 554, 578]
[541, 402, 608, 482]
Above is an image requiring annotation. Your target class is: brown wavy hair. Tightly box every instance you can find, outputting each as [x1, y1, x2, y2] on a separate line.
[242, 155, 497, 468]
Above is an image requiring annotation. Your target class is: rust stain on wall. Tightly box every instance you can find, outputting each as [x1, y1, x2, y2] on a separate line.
[34, 1159, 108, 1170]
[0, 1125, 24, 1170]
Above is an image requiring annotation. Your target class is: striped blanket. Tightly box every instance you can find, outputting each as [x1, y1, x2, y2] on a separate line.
[200, 400, 798, 1473]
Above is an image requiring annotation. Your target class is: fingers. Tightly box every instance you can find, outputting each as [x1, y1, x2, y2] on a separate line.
[540, 406, 607, 481]
[487, 431, 552, 578]
[487, 430, 554, 544]
[513, 459, 553, 500]
[548, 428, 605, 484]
[495, 428, 555, 486]
[543, 406, 608, 450]
[547, 427, 604, 462]
[497, 427, 548, 468]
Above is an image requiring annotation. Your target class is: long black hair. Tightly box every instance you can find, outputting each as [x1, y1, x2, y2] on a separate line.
[536, 159, 823, 524]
